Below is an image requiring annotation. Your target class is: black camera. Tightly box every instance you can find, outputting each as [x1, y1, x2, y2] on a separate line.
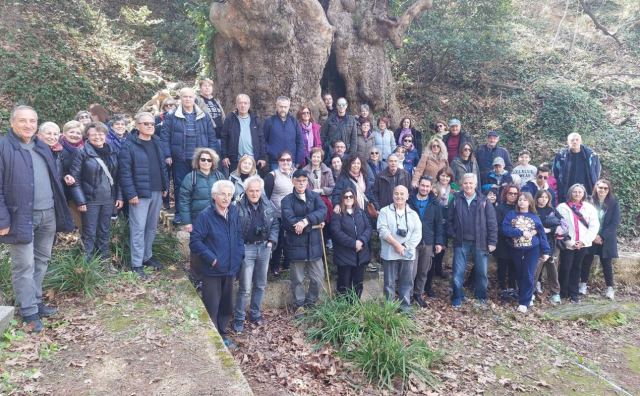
[254, 225, 266, 236]
[396, 228, 407, 238]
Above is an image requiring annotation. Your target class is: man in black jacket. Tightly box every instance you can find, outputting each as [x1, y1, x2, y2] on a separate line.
[0, 106, 73, 332]
[220, 94, 267, 174]
[409, 176, 445, 307]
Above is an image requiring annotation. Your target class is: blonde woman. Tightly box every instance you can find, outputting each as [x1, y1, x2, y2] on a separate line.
[229, 154, 257, 199]
[411, 136, 448, 188]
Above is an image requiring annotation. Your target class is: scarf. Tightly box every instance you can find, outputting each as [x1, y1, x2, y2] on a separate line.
[92, 143, 111, 160]
[60, 135, 84, 150]
[349, 171, 367, 209]
[568, 201, 583, 242]
[300, 122, 314, 152]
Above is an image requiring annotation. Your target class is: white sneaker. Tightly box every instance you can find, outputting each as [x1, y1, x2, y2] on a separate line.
[578, 282, 588, 295]
[550, 294, 561, 304]
[535, 281, 542, 294]
[517, 305, 528, 313]
[529, 298, 535, 307]
[605, 287, 615, 300]
[531, 293, 536, 302]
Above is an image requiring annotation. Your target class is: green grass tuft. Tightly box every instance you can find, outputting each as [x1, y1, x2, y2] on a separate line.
[43, 246, 108, 296]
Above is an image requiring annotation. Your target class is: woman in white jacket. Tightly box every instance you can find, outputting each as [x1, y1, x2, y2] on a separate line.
[556, 184, 600, 303]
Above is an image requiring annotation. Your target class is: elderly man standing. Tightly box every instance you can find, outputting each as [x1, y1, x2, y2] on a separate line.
[552, 132, 601, 203]
[0, 106, 73, 332]
[281, 169, 327, 317]
[220, 93, 266, 173]
[119, 112, 169, 277]
[377, 185, 422, 313]
[190, 180, 244, 348]
[233, 176, 279, 334]
[448, 173, 497, 307]
[373, 154, 411, 209]
[161, 87, 218, 225]
[264, 96, 304, 169]
[321, 97, 358, 157]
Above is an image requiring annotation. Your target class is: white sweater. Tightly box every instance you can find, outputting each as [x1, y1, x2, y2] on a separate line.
[556, 201, 600, 249]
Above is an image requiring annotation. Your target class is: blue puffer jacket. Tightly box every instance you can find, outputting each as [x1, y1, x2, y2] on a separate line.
[281, 190, 326, 261]
[177, 169, 226, 225]
[118, 132, 168, 200]
[190, 204, 244, 277]
[0, 130, 74, 244]
[160, 105, 219, 161]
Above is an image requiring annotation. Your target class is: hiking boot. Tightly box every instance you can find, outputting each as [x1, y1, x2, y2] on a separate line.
[550, 294, 561, 304]
[37, 303, 58, 318]
[517, 305, 528, 313]
[413, 294, 427, 308]
[132, 266, 149, 279]
[143, 257, 164, 271]
[605, 287, 615, 300]
[578, 282, 587, 295]
[22, 314, 43, 333]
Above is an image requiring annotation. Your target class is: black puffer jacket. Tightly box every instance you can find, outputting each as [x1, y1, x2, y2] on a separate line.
[69, 143, 122, 205]
[494, 202, 516, 259]
[118, 132, 168, 200]
[330, 208, 372, 267]
[281, 190, 326, 261]
[236, 195, 280, 244]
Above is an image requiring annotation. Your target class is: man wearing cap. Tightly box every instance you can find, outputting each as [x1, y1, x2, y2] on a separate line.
[475, 130, 513, 186]
[280, 169, 327, 317]
[481, 157, 514, 200]
[442, 118, 475, 164]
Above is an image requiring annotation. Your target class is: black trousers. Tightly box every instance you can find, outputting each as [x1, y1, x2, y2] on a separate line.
[201, 275, 234, 336]
[497, 257, 517, 290]
[581, 245, 614, 287]
[559, 248, 588, 299]
[336, 265, 365, 298]
[270, 225, 290, 272]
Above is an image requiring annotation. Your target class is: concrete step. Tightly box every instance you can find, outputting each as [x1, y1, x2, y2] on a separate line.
[0, 306, 15, 334]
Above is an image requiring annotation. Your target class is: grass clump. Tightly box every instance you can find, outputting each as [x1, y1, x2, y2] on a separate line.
[43, 246, 107, 296]
[303, 293, 441, 390]
[0, 245, 14, 304]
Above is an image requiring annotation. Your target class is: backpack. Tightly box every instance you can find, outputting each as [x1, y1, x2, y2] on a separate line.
[190, 169, 225, 196]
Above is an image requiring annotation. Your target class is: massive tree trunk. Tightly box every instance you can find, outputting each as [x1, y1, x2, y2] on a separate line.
[210, 0, 432, 124]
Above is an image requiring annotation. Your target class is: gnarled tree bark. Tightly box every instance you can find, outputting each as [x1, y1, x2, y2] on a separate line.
[210, 0, 432, 123]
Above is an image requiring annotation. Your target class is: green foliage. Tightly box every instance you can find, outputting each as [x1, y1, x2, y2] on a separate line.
[43, 246, 108, 296]
[535, 81, 607, 141]
[185, 0, 217, 76]
[110, 217, 181, 268]
[303, 294, 441, 390]
[0, 49, 98, 126]
[0, 246, 14, 304]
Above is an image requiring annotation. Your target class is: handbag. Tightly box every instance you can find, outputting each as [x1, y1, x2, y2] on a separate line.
[367, 202, 378, 219]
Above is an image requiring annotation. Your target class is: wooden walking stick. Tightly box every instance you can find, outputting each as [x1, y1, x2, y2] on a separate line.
[313, 223, 333, 298]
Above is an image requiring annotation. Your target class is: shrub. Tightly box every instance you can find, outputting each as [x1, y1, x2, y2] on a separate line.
[110, 217, 181, 268]
[43, 246, 108, 296]
[0, 245, 14, 304]
[303, 294, 441, 390]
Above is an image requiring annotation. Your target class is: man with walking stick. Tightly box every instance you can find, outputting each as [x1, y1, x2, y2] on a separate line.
[281, 169, 327, 319]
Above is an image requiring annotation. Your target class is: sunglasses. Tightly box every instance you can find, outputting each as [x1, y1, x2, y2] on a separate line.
[279, 158, 292, 162]
[370, 152, 379, 155]
[343, 195, 354, 200]
[199, 158, 213, 163]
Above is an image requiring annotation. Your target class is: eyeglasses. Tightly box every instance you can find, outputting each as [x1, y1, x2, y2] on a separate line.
[343, 195, 354, 200]
[279, 158, 292, 162]
[78, 114, 91, 120]
[138, 122, 154, 127]
[370, 152, 379, 155]
[199, 158, 213, 163]
[537, 175, 548, 180]
[164, 104, 176, 108]
[301, 111, 310, 114]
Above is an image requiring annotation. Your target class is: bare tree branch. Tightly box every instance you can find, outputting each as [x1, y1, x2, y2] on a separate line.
[578, 0, 623, 47]
[375, 0, 433, 49]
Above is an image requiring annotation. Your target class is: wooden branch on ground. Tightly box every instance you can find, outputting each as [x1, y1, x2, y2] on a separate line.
[578, 0, 623, 47]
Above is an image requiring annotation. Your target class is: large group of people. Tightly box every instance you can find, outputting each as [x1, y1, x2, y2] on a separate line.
[0, 80, 620, 349]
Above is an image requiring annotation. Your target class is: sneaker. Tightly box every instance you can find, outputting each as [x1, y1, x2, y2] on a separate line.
[535, 281, 543, 294]
[22, 314, 44, 333]
[132, 266, 149, 279]
[529, 299, 534, 307]
[223, 338, 237, 350]
[143, 257, 164, 271]
[366, 263, 378, 273]
[578, 282, 587, 295]
[233, 321, 244, 335]
[570, 296, 580, 304]
[294, 306, 306, 319]
[452, 301, 462, 309]
[37, 303, 58, 317]
[325, 239, 333, 250]
[550, 294, 561, 304]
[605, 287, 615, 300]
[517, 305, 528, 313]
[531, 293, 536, 302]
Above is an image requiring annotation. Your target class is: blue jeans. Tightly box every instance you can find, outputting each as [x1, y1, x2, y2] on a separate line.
[382, 259, 415, 311]
[234, 242, 271, 323]
[172, 159, 191, 218]
[452, 241, 488, 305]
